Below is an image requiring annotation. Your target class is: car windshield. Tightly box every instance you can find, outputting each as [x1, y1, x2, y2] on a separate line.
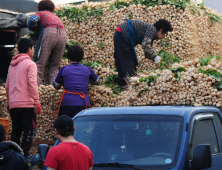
[74, 114, 183, 169]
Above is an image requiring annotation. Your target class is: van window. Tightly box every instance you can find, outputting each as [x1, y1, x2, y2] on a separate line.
[214, 114, 222, 148]
[191, 119, 219, 155]
[74, 115, 183, 170]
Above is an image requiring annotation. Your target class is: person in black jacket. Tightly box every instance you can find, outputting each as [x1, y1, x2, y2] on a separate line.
[0, 123, 29, 170]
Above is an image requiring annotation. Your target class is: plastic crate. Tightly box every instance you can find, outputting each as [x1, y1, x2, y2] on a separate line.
[0, 118, 9, 141]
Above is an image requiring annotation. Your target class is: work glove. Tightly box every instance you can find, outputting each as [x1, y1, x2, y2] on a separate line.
[7, 104, 10, 114]
[34, 103, 41, 115]
[154, 56, 163, 66]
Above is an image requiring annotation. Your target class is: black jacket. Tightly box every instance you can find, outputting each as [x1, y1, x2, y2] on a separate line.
[0, 141, 29, 170]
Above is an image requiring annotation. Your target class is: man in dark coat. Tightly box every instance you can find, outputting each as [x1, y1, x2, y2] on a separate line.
[114, 19, 173, 87]
[0, 123, 29, 170]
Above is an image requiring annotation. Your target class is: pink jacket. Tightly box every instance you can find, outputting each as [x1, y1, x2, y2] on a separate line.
[5, 54, 40, 109]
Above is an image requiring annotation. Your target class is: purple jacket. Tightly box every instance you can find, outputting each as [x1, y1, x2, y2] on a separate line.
[54, 63, 98, 106]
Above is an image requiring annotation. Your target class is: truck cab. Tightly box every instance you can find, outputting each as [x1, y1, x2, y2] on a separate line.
[38, 106, 222, 170]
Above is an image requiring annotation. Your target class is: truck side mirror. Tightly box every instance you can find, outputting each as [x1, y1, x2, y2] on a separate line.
[37, 144, 49, 169]
[190, 144, 212, 170]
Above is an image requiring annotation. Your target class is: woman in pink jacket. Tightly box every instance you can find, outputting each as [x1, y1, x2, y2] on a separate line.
[5, 38, 41, 162]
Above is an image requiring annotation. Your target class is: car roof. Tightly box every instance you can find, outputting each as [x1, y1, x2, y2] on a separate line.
[74, 106, 222, 121]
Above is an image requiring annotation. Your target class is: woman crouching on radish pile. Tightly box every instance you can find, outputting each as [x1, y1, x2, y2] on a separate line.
[114, 19, 173, 87]
[53, 45, 100, 118]
[27, 0, 67, 85]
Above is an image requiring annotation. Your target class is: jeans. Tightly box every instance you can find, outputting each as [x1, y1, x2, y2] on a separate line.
[10, 108, 36, 156]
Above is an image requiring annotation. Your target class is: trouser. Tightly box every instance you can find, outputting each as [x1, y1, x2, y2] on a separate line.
[59, 106, 87, 119]
[113, 31, 137, 87]
[10, 108, 37, 156]
[36, 27, 67, 85]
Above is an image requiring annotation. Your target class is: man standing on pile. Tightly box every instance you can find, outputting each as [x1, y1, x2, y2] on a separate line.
[27, 0, 67, 85]
[5, 38, 41, 163]
[114, 19, 173, 87]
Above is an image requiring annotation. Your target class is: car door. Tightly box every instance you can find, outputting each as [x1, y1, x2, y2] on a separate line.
[187, 113, 222, 170]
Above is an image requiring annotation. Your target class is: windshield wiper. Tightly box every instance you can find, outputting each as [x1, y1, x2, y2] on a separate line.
[93, 162, 145, 170]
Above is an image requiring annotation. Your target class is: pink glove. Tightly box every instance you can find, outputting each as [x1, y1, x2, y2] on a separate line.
[34, 103, 41, 115]
[7, 104, 10, 114]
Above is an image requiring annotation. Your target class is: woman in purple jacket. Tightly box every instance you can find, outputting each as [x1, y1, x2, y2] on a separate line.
[53, 45, 100, 118]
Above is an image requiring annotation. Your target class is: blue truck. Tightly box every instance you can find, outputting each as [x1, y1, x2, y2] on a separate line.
[38, 106, 222, 170]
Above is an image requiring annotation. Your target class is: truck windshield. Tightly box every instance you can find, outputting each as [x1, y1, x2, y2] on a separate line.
[74, 114, 183, 169]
